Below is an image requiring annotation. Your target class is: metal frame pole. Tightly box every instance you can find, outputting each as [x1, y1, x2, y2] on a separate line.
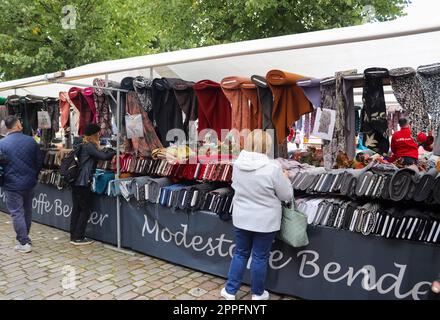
[104, 86, 134, 255]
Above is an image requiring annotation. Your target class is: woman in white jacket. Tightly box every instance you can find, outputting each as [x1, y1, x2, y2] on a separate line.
[221, 130, 292, 300]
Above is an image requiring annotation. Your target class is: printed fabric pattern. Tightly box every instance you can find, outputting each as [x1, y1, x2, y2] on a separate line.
[389, 67, 429, 140]
[361, 68, 390, 155]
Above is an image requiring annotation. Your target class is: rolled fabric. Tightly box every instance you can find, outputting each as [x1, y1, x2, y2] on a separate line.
[389, 67, 429, 140]
[266, 70, 313, 144]
[168, 78, 198, 138]
[361, 68, 390, 155]
[221, 76, 253, 132]
[251, 75, 274, 131]
[194, 80, 232, 138]
[355, 171, 374, 197]
[240, 82, 263, 130]
[417, 63, 440, 142]
[148, 177, 172, 203]
[297, 78, 321, 108]
[388, 168, 417, 201]
[152, 78, 185, 147]
[412, 169, 437, 202]
[340, 169, 362, 196]
[431, 173, 440, 204]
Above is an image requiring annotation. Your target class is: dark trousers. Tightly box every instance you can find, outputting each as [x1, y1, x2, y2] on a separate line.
[5, 189, 34, 245]
[70, 186, 92, 241]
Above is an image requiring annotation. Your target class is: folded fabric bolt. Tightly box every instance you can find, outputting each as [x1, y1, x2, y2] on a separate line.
[340, 169, 364, 196]
[107, 178, 133, 197]
[117, 179, 135, 201]
[131, 176, 153, 202]
[92, 170, 115, 195]
[355, 171, 374, 197]
[159, 184, 187, 207]
[431, 173, 440, 204]
[388, 168, 417, 201]
[147, 177, 172, 203]
[412, 169, 437, 202]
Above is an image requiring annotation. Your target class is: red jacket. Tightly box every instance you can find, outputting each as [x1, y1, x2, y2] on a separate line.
[390, 127, 418, 161]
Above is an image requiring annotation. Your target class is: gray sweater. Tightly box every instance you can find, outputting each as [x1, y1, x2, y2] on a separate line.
[231, 150, 293, 233]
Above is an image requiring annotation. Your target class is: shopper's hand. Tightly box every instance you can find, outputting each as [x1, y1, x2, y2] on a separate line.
[432, 281, 440, 294]
[283, 170, 289, 178]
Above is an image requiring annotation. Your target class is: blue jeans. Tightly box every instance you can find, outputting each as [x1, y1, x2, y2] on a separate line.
[5, 189, 34, 245]
[226, 227, 277, 296]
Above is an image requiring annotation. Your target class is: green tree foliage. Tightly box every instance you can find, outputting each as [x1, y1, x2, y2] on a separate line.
[147, 0, 410, 51]
[0, 0, 155, 80]
[0, 0, 409, 81]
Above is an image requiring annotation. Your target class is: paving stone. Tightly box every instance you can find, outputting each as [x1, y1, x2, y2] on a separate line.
[112, 285, 135, 296]
[175, 293, 196, 300]
[0, 212, 294, 301]
[145, 289, 164, 298]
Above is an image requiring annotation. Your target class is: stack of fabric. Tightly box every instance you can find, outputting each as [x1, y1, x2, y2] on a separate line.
[292, 163, 440, 204]
[201, 187, 234, 221]
[92, 169, 115, 195]
[296, 196, 440, 244]
[38, 170, 67, 190]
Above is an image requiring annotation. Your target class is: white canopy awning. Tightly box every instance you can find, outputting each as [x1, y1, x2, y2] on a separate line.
[1, 17, 439, 102]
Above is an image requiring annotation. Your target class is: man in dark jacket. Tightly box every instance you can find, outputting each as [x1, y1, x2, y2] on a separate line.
[0, 116, 43, 253]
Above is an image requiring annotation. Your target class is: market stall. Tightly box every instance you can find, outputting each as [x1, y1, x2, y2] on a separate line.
[1, 18, 440, 300]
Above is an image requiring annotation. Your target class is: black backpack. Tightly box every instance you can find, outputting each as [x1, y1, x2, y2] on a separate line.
[60, 145, 82, 184]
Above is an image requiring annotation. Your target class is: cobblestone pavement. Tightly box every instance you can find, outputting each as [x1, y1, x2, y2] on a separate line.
[0, 212, 294, 300]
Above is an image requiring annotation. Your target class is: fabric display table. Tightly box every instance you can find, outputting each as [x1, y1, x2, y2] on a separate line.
[0, 183, 439, 300]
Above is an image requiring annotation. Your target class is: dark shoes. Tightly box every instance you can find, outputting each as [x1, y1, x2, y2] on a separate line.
[70, 238, 94, 246]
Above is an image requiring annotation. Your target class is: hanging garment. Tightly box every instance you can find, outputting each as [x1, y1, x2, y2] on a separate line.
[82, 87, 97, 123]
[40, 97, 60, 148]
[6, 95, 40, 136]
[251, 75, 274, 131]
[152, 78, 185, 147]
[221, 76, 252, 132]
[297, 78, 322, 108]
[68, 87, 93, 136]
[119, 77, 134, 139]
[361, 68, 390, 155]
[320, 78, 337, 169]
[389, 67, 429, 140]
[133, 76, 154, 118]
[92, 79, 113, 138]
[0, 104, 9, 136]
[266, 70, 313, 145]
[240, 82, 263, 131]
[194, 80, 231, 140]
[59, 92, 71, 130]
[342, 73, 359, 160]
[355, 106, 362, 136]
[334, 70, 357, 162]
[125, 91, 163, 156]
[386, 104, 403, 134]
[167, 78, 198, 140]
[417, 63, 440, 155]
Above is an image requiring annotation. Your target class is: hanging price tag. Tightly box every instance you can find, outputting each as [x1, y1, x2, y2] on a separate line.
[38, 111, 52, 129]
[312, 108, 336, 141]
[125, 114, 143, 139]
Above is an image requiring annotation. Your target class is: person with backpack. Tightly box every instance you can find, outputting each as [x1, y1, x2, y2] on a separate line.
[69, 123, 116, 245]
[0, 116, 43, 253]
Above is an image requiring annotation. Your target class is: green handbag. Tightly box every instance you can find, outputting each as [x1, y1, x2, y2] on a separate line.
[278, 196, 309, 247]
